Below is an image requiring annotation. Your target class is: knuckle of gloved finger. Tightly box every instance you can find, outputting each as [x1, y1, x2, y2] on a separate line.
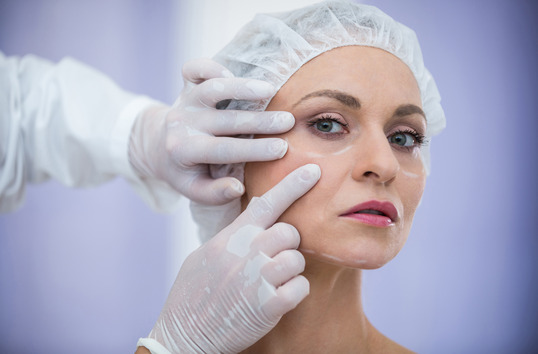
[214, 139, 235, 160]
[197, 78, 226, 104]
[201, 233, 228, 258]
[204, 110, 227, 130]
[165, 135, 185, 162]
[264, 249, 305, 279]
[164, 136, 178, 156]
[163, 105, 181, 123]
[183, 135, 212, 165]
[221, 110, 241, 128]
[247, 196, 274, 221]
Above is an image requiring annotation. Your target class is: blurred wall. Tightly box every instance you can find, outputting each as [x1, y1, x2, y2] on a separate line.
[0, 1, 179, 352]
[0, 0, 537, 353]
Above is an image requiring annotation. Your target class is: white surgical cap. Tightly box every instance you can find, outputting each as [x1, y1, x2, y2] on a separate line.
[215, 0, 445, 137]
[192, 0, 446, 242]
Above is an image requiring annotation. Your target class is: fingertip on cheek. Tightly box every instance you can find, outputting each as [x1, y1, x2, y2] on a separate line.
[297, 164, 321, 184]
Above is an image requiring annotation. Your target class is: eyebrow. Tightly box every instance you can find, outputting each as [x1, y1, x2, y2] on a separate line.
[394, 104, 426, 120]
[293, 90, 361, 109]
[293, 89, 426, 122]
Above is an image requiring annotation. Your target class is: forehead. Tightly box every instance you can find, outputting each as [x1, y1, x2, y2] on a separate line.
[273, 46, 421, 108]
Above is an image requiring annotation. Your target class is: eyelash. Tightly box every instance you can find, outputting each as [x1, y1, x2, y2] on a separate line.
[389, 128, 428, 151]
[306, 115, 349, 139]
[307, 114, 428, 150]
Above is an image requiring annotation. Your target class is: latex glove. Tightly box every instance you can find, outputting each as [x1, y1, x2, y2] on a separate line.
[139, 164, 321, 354]
[128, 58, 294, 205]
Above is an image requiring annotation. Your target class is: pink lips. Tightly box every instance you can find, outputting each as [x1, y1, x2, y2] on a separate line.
[340, 200, 399, 227]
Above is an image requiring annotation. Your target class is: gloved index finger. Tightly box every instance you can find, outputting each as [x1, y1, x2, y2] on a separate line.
[196, 78, 276, 108]
[241, 164, 321, 229]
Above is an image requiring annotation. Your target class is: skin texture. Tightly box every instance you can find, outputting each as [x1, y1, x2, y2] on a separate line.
[240, 46, 426, 353]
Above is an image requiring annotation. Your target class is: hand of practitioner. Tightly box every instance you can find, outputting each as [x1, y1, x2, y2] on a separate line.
[137, 164, 321, 354]
[128, 58, 294, 205]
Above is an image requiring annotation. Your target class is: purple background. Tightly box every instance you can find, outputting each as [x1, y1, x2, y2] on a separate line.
[1, 0, 537, 353]
[0, 1, 178, 352]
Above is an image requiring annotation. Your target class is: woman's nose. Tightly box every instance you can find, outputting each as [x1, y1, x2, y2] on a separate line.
[350, 132, 399, 184]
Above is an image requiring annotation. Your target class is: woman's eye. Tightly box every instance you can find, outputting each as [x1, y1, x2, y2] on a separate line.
[314, 119, 345, 134]
[389, 132, 416, 147]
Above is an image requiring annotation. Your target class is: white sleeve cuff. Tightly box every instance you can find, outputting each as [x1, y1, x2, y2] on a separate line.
[137, 338, 172, 354]
[111, 96, 183, 213]
[110, 95, 160, 180]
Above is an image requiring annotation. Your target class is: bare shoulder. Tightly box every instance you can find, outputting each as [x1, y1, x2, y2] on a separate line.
[383, 338, 416, 354]
[367, 323, 416, 354]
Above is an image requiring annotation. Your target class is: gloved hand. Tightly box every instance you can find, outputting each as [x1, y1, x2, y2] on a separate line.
[128, 58, 294, 205]
[138, 164, 321, 354]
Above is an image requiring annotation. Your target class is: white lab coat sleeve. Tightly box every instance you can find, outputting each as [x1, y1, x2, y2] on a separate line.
[0, 52, 182, 213]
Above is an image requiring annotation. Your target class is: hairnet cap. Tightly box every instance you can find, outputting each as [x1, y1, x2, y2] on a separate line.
[214, 0, 445, 140]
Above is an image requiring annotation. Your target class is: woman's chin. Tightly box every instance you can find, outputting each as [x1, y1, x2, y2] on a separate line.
[300, 244, 400, 270]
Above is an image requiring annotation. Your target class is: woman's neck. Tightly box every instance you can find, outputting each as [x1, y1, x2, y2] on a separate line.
[241, 255, 413, 353]
[241, 256, 367, 353]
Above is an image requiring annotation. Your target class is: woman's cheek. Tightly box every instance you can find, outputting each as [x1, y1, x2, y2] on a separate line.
[243, 133, 338, 213]
[242, 154, 299, 206]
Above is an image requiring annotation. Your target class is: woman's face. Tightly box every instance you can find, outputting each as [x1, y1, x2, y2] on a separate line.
[242, 46, 426, 269]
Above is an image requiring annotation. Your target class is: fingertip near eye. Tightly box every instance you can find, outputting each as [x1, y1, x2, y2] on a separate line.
[261, 112, 294, 133]
[274, 112, 295, 131]
[268, 139, 288, 159]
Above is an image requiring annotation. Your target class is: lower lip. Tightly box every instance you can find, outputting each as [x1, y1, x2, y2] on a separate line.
[341, 213, 394, 227]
